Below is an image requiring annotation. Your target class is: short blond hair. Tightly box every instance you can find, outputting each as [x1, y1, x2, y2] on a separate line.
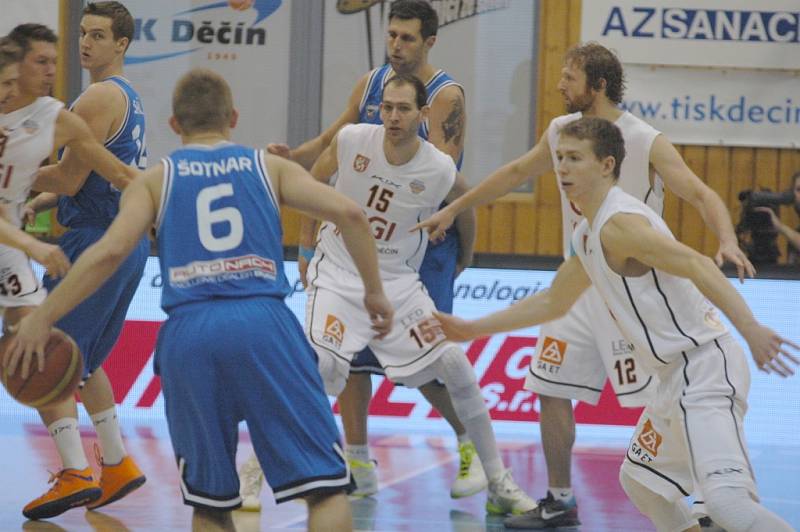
[172, 69, 233, 134]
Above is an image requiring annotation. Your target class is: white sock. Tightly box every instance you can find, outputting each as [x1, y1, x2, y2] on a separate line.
[549, 487, 573, 501]
[456, 433, 471, 445]
[91, 407, 126, 465]
[48, 418, 89, 471]
[345, 444, 370, 463]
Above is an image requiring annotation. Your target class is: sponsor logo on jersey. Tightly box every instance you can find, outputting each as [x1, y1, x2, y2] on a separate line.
[611, 339, 634, 357]
[637, 418, 662, 457]
[324, 314, 346, 348]
[539, 336, 567, 366]
[353, 153, 370, 172]
[704, 307, 725, 331]
[409, 179, 426, 195]
[22, 119, 39, 134]
[365, 104, 379, 120]
[169, 254, 276, 287]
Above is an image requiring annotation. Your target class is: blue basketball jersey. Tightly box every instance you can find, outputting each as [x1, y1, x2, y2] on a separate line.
[157, 143, 290, 312]
[57, 76, 147, 228]
[358, 64, 464, 170]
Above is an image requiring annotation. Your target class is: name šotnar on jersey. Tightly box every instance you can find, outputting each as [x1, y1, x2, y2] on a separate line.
[176, 156, 253, 177]
[169, 254, 276, 287]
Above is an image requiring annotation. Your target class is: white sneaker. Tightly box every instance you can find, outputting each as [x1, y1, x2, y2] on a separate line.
[238, 455, 264, 511]
[348, 458, 378, 497]
[450, 441, 488, 498]
[486, 469, 537, 516]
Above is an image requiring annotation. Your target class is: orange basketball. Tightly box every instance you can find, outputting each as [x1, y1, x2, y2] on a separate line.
[0, 328, 83, 408]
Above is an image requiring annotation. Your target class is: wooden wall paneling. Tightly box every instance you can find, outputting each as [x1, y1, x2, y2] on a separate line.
[489, 203, 516, 253]
[281, 208, 301, 245]
[475, 206, 491, 252]
[678, 145, 707, 252]
[513, 201, 537, 254]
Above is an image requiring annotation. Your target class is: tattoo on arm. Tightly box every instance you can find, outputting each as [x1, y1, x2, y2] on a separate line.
[442, 99, 464, 147]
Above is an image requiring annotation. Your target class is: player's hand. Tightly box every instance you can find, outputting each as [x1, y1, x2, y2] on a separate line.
[267, 143, 292, 160]
[433, 311, 480, 343]
[298, 256, 309, 289]
[4, 316, 51, 379]
[22, 204, 38, 226]
[715, 240, 755, 284]
[27, 241, 70, 279]
[744, 324, 800, 377]
[412, 207, 455, 243]
[364, 291, 393, 340]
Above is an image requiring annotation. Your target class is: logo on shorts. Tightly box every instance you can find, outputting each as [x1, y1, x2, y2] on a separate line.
[538, 337, 567, 366]
[409, 179, 426, 194]
[637, 419, 663, 457]
[353, 154, 370, 172]
[323, 315, 346, 348]
[22, 119, 39, 134]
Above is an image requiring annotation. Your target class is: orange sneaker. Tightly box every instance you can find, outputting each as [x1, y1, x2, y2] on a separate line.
[23, 467, 102, 519]
[86, 446, 146, 511]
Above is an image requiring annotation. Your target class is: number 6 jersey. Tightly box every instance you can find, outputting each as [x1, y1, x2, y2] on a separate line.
[316, 123, 456, 281]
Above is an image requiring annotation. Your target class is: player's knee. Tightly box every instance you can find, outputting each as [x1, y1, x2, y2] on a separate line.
[317, 352, 347, 397]
[620, 471, 695, 531]
[433, 346, 484, 421]
[703, 486, 758, 531]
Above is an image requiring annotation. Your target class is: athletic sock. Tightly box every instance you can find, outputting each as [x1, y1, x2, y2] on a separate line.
[549, 486, 573, 502]
[461, 410, 504, 481]
[48, 418, 89, 471]
[456, 432, 471, 445]
[91, 407, 126, 465]
[345, 444, 371, 463]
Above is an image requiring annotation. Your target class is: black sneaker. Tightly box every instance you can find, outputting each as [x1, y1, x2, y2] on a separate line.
[503, 491, 580, 529]
[699, 516, 727, 531]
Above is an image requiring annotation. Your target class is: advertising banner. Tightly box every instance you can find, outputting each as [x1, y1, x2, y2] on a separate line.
[117, 0, 291, 161]
[581, 0, 800, 70]
[581, 0, 800, 148]
[620, 65, 800, 148]
[4, 259, 796, 444]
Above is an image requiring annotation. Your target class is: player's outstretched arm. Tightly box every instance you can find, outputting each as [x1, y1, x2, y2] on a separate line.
[445, 173, 476, 275]
[601, 213, 799, 377]
[51, 109, 139, 192]
[415, 134, 553, 242]
[435, 256, 590, 342]
[34, 83, 124, 195]
[650, 135, 755, 282]
[267, 154, 393, 337]
[273, 73, 368, 170]
[5, 165, 162, 378]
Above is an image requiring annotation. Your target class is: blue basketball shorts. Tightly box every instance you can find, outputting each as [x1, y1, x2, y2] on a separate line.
[155, 297, 351, 510]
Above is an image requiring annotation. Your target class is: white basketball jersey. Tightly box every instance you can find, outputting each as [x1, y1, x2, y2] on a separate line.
[0, 97, 63, 226]
[573, 187, 727, 373]
[547, 111, 662, 258]
[316, 123, 456, 280]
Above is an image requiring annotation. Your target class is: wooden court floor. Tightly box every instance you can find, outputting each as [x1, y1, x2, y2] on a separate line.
[1, 415, 798, 531]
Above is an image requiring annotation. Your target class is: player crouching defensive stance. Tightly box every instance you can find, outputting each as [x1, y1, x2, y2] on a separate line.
[6, 69, 397, 531]
[303, 73, 535, 515]
[434, 117, 798, 532]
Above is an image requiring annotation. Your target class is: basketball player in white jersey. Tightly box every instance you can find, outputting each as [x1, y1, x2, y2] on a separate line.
[435, 116, 797, 532]
[239, 1, 480, 507]
[1, 24, 139, 519]
[303, 73, 534, 516]
[416, 42, 752, 528]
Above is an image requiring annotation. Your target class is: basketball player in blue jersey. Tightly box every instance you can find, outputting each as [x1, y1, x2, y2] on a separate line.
[8, 68, 393, 532]
[435, 117, 798, 532]
[417, 43, 753, 529]
[238, 0, 481, 505]
[21, 3, 149, 516]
